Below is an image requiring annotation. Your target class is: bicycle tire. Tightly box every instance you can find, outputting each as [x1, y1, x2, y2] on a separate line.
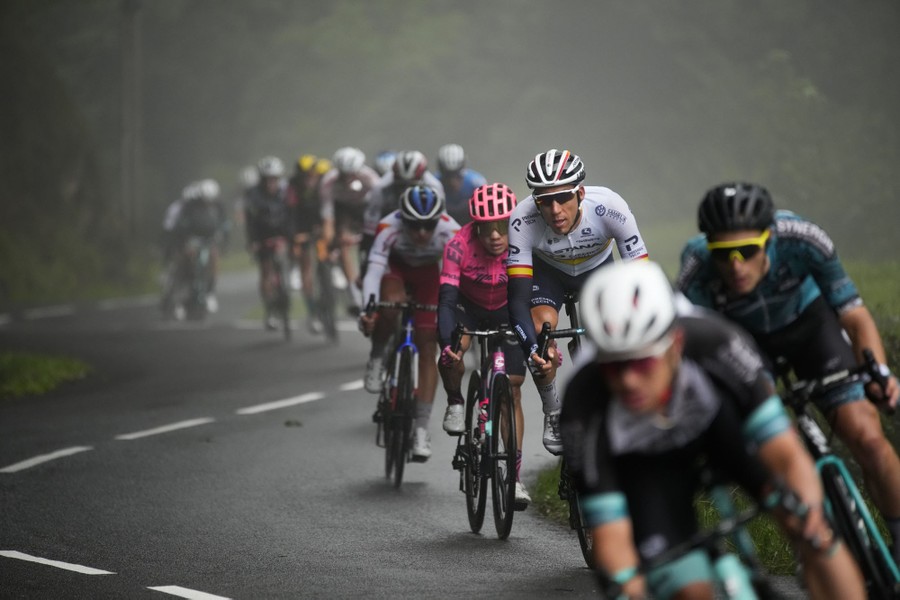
[490, 373, 516, 539]
[316, 260, 338, 342]
[464, 370, 487, 532]
[382, 393, 395, 480]
[821, 463, 896, 600]
[391, 346, 416, 489]
[558, 457, 593, 567]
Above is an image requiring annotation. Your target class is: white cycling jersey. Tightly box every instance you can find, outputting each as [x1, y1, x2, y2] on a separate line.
[361, 210, 460, 304]
[507, 186, 649, 278]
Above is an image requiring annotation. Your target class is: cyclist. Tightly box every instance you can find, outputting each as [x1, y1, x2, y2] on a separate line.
[320, 146, 381, 312]
[372, 149, 397, 177]
[561, 260, 864, 600]
[361, 149, 445, 257]
[677, 182, 900, 562]
[437, 182, 530, 507]
[286, 154, 330, 333]
[506, 148, 650, 455]
[433, 143, 487, 226]
[358, 185, 460, 461]
[244, 155, 292, 330]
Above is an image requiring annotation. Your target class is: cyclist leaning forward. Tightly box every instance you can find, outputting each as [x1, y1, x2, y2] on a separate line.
[506, 148, 650, 455]
[358, 185, 461, 461]
[320, 146, 381, 313]
[561, 260, 864, 600]
[436, 183, 531, 508]
[244, 156, 292, 330]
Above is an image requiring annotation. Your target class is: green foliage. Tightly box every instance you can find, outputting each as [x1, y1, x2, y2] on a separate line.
[0, 352, 91, 400]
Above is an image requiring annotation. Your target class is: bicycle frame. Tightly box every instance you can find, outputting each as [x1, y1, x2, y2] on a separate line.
[778, 359, 900, 591]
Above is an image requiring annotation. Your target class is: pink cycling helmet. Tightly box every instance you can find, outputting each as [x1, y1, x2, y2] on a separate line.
[469, 183, 517, 221]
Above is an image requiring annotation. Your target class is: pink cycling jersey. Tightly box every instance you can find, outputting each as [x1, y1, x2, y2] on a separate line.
[440, 222, 509, 311]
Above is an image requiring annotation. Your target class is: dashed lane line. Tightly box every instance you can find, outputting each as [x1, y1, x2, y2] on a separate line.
[0, 550, 115, 575]
[23, 305, 76, 319]
[97, 296, 157, 310]
[147, 585, 232, 599]
[339, 380, 364, 391]
[0, 446, 93, 473]
[115, 418, 216, 441]
[235, 392, 325, 415]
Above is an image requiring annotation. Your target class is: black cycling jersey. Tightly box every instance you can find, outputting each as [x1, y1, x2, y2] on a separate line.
[560, 308, 790, 562]
[244, 184, 292, 244]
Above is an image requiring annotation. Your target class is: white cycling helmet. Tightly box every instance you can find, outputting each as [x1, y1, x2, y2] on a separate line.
[526, 148, 586, 190]
[581, 261, 677, 362]
[332, 146, 366, 175]
[240, 165, 259, 188]
[437, 143, 465, 173]
[393, 150, 428, 182]
[257, 156, 285, 178]
[198, 178, 220, 201]
[181, 181, 201, 201]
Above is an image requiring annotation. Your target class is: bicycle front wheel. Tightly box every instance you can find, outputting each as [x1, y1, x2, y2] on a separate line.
[464, 370, 487, 533]
[821, 463, 898, 600]
[391, 346, 416, 489]
[490, 373, 517, 540]
[560, 457, 594, 568]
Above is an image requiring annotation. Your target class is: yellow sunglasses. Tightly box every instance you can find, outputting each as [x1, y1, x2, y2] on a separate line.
[706, 229, 770, 263]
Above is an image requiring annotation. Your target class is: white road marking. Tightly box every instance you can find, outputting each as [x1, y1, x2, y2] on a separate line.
[0, 550, 115, 575]
[339, 380, 364, 391]
[0, 446, 93, 473]
[236, 392, 324, 415]
[23, 305, 76, 320]
[147, 585, 231, 599]
[115, 418, 215, 441]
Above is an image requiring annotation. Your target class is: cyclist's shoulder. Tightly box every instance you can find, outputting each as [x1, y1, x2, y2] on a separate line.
[508, 197, 541, 226]
[462, 169, 487, 186]
[771, 210, 836, 256]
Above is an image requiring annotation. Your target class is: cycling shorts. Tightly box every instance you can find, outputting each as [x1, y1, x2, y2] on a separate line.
[384, 258, 439, 331]
[755, 296, 864, 412]
[333, 203, 364, 236]
[530, 255, 613, 310]
[451, 297, 526, 377]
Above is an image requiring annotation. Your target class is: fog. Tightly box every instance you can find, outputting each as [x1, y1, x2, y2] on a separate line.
[2, 0, 899, 297]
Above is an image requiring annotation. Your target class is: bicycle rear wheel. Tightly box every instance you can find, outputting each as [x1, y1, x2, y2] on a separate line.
[822, 463, 898, 600]
[464, 370, 487, 533]
[490, 374, 517, 540]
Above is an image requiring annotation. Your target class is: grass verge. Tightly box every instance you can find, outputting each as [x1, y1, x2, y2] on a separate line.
[0, 352, 91, 400]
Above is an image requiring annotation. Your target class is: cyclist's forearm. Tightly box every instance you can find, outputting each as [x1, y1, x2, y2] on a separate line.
[507, 275, 537, 353]
[839, 304, 888, 364]
[758, 431, 824, 508]
[437, 283, 460, 348]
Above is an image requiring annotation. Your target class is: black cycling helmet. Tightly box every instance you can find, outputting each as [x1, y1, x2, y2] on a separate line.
[697, 182, 775, 234]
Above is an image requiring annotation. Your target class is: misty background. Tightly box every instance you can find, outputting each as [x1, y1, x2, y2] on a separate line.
[2, 0, 899, 308]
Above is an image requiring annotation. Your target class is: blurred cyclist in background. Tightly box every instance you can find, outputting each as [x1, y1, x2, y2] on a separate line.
[320, 147, 381, 312]
[362, 150, 445, 262]
[244, 156, 292, 330]
[286, 154, 330, 333]
[372, 149, 396, 177]
[433, 143, 486, 226]
[358, 185, 460, 461]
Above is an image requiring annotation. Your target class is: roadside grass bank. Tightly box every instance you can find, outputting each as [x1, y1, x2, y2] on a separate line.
[0, 352, 91, 400]
[531, 260, 900, 575]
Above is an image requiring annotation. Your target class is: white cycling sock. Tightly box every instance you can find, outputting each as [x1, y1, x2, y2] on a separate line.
[536, 380, 560, 414]
[416, 401, 433, 430]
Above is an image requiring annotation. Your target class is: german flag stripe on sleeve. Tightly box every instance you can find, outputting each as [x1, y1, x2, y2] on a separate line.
[508, 266, 533, 278]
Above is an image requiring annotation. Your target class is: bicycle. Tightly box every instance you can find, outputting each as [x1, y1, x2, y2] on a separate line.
[599, 472, 796, 600]
[260, 236, 292, 341]
[449, 323, 520, 539]
[777, 350, 900, 600]
[535, 291, 592, 566]
[365, 295, 437, 489]
[314, 239, 340, 342]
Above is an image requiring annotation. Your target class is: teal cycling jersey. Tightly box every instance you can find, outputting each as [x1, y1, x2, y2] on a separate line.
[676, 210, 861, 334]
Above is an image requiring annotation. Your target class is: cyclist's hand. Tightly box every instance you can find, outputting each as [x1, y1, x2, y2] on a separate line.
[440, 345, 461, 367]
[358, 312, 376, 337]
[865, 368, 899, 413]
[528, 352, 552, 378]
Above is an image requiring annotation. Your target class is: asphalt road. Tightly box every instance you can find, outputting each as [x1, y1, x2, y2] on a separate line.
[0, 271, 603, 599]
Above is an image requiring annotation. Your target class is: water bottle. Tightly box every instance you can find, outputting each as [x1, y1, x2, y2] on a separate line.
[713, 553, 757, 599]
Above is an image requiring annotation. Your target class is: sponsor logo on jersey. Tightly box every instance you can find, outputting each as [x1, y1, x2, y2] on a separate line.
[595, 205, 607, 217]
[776, 218, 834, 257]
[581, 227, 592, 236]
[605, 209, 627, 225]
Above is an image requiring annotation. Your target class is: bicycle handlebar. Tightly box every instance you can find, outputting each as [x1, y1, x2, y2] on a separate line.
[536, 323, 586, 360]
[781, 348, 893, 415]
[451, 323, 516, 355]
[363, 294, 437, 316]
